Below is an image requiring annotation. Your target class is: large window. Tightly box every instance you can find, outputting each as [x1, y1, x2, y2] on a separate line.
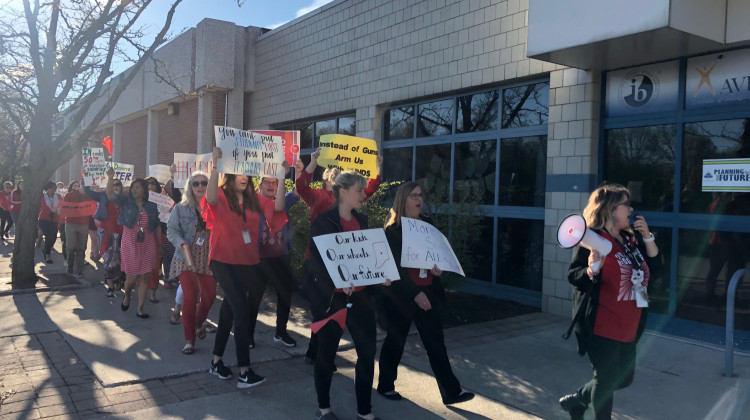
[382, 80, 549, 299]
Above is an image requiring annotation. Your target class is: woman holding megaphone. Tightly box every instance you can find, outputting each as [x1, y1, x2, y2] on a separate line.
[560, 183, 658, 420]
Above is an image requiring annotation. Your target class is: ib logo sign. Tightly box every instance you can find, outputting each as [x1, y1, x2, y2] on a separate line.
[618, 69, 659, 110]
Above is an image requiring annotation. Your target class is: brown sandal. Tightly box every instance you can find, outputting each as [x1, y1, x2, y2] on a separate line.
[196, 325, 207, 340]
[170, 311, 181, 325]
[182, 343, 194, 355]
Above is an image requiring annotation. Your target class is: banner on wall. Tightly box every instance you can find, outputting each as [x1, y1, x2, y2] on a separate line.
[400, 217, 465, 276]
[312, 228, 400, 288]
[214, 126, 286, 178]
[173, 153, 214, 188]
[702, 159, 750, 192]
[82, 147, 108, 187]
[687, 49, 750, 109]
[317, 134, 379, 179]
[605, 60, 679, 117]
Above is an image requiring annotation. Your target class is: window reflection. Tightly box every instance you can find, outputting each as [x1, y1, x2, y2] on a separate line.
[502, 82, 549, 128]
[338, 116, 356, 136]
[466, 216, 494, 281]
[454, 140, 496, 205]
[499, 136, 546, 207]
[383, 147, 413, 183]
[416, 144, 451, 203]
[497, 218, 543, 291]
[315, 119, 336, 146]
[604, 125, 676, 211]
[296, 122, 313, 150]
[385, 106, 414, 141]
[418, 99, 454, 137]
[681, 119, 750, 213]
[457, 91, 499, 133]
[647, 227, 672, 316]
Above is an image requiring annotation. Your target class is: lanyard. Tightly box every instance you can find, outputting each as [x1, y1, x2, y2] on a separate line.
[602, 228, 642, 270]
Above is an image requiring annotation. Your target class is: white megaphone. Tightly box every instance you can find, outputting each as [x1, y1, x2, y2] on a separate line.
[557, 214, 612, 272]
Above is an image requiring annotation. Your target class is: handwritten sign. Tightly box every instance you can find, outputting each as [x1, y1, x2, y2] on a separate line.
[148, 193, 175, 223]
[317, 134, 379, 179]
[249, 130, 300, 166]
[312, 228, 400, 288]
[59, 201, 97, 219]
[214, 125, 285, 178]
[82, 147, 107, 187]
[400, 217, 464, 276]
[702, 159, 750, 192]
[148, 164, 172, 185]
[173, 153, 214, 188]
[106, 162, 135, 187]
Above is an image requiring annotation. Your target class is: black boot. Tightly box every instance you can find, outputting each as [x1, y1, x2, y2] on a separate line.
[559, 392, 587, 420]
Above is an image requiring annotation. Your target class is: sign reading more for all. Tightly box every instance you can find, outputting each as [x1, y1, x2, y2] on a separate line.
[702, 159, 750, 192]
[317, 134, 379, 179]
[214, 126, 285, 178]
[400, 217, 465, 276]
[312, 228, 400, 288]
[82, 147, 107, 187]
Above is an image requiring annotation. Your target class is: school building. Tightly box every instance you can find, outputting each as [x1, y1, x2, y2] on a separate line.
[56, 0, 750, 348]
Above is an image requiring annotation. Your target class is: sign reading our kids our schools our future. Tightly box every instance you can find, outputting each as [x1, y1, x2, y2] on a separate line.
[214, 126, 285, 178]
[312, 228, 400, 289]
[702, 159, 750, 192]
[400, 217, 465, 276]
[82, 147, 108, 187]
[317, 134, 379, 179]
[173, 153, 214, 187]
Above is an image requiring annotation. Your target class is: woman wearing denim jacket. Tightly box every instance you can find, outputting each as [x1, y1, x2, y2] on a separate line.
[105, 167, 162, 319]
[167, 171, 216, 355]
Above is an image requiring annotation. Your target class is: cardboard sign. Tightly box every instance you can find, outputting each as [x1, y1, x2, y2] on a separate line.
[214, 125, 285, 178]
[312, 228, 400, 288]
[59, 201, 97, 219]
[249, 130, 300, 166]
[173, 153, 214, 188]
[82, 147, 108, 187]
[400, 217, 465, 276]
[106, 162, 135, 187]
[702, 159, 750, 192]
[317, 134, 379, 179]
[148, 193, 175, 223]
[148, 164, 172, 185]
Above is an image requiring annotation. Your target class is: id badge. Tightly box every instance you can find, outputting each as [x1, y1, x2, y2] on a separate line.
[242, 229, 252, 244]
[195, 235, 206, 247]
[630, 269, 644, 285]
[634, 285, 649, 308]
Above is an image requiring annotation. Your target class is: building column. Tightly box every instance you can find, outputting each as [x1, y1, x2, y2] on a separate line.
[355, 106, 382, 145]
[227, 26, 246, 129]
[112, 122, 122, 162]
[146, 110, 159, 167]
[197, 91, 215, 154]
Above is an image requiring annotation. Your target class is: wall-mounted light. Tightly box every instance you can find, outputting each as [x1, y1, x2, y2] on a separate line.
[167, 102, 179, 116]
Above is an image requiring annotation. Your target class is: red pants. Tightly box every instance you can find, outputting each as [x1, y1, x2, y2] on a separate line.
[179, 271, 217, 341]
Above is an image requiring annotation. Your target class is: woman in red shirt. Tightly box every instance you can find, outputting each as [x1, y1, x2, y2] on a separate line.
[204, 147, 286, 389]
[38, 182, 60, 264]
[560, 184, 659, 420]
[63, 180, 93, 278]
[0, 181, 13, 240]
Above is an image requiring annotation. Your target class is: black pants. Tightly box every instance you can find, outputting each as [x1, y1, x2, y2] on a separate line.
[59, 223, 67, 260]
[248, 254, 295, 336]
[314, 292, 376, 415]
[377, 284, 462, 400]
[0, 208, 12, 237]
[38, 220, 58, 257]
[577, 334, 637, 420]
[211, 261, 259, 367]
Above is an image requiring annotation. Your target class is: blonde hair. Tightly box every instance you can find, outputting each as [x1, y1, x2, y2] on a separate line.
[322, 167, 340, 186]
[385, 182, 419, 228]
[582, 183, 631, 230]
[180, 171, 208, 210]
[332, 171, 367, 203]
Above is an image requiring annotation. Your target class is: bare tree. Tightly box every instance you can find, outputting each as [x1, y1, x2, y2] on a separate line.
[0, 0, 237, 287]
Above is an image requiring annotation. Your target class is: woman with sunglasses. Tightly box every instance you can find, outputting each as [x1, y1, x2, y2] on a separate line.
[204, 147, 287, 388]
[376, 182, 474, 406]
[84, 177, 124, 297]
[167, 172, 216, 355]
[106, 168, 162, 318]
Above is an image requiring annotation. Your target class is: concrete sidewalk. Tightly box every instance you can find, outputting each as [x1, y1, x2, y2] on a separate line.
[1, 238, 749, 419]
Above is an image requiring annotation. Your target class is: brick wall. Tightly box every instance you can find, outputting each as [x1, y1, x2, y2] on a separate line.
[119, 116, 148, 178]
[156, 99, 200, 165]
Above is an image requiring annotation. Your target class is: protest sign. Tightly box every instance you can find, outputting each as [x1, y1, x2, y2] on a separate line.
[400, 217, 465, 276]
[106, 162, 135, 187]
[173, 153, 214, 188]
[82, 147, 108, 187]
[249, 130, 300, 166]
[59, 201, 97, 219]
[702, 159, 750, 192]
[214, 125, 285, 178]
[148, 164, 172, 184]
[312, 228, 400, 288]
[148, 193, 175, 223]
[317, 134, 379, 179]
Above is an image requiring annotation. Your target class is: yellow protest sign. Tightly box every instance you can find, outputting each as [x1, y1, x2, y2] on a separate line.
[317, 134, 379, 179]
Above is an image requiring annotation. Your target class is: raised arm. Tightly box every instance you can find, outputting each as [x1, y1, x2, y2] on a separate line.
[206, 147, 221, 206]
[105, 167, 116, 200]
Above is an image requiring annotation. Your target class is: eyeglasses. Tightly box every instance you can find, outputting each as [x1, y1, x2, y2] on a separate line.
[618, 201, 631, 207]
[192, 180, 209, 187]
[408, 193, 425, 200]
[262, 180, 278, 185]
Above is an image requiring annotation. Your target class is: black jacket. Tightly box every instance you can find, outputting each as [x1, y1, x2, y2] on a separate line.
[566, 229, 657, 356]
[301, 206, 369, 316]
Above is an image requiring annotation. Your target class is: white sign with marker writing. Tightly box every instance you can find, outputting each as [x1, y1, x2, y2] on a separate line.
[400, 217, 464, 276]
